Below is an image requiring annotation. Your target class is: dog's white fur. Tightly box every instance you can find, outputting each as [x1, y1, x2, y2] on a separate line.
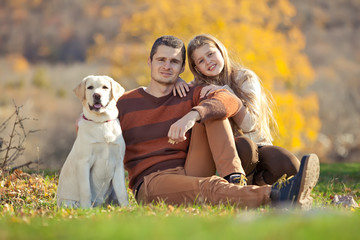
[57, 75, 129, 208]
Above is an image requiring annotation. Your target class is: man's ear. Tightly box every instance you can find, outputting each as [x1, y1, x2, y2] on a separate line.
[109, 78, 125, 101]
[73, 76, 89, 101]
[148, 57, 151, 67]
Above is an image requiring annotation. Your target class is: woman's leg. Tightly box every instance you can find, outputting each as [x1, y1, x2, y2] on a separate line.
[254, 145, 300, 185]
[234, 136, 259, 176]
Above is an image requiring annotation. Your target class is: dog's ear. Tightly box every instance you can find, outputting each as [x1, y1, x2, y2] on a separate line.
[73, 76, 89, 101]
[110, 78, 125, 101]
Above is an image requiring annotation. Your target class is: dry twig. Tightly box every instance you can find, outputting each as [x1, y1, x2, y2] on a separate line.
[0, 101, 41, 172]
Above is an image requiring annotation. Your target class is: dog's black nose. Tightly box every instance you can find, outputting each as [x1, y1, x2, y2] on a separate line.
[93, 93, 101, 100]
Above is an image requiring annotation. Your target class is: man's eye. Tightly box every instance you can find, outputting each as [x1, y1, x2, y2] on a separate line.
[103, 86, 109, 89]
[87, 86, 94, 90]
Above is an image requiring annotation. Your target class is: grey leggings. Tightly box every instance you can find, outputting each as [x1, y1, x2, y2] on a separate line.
[234, 136, 300, 185]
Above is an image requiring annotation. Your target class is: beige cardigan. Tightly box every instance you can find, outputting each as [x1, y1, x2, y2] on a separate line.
[229, 69, 272, 146]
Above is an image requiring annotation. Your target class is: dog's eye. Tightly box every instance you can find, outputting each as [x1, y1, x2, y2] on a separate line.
[87, 86, 94, 90]
[102, 86, 109, 89]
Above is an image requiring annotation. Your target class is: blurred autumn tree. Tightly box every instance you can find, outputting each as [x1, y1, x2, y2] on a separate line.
[0, 0, 133, 63]
[87, 0, 320, 151]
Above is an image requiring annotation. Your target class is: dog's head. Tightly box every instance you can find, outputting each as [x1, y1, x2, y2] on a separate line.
[74, 76, 125, 119]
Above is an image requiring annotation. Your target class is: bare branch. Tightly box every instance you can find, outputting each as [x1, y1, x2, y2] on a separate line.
[10, 161, 36, 172]
[0, 101, 41, 171]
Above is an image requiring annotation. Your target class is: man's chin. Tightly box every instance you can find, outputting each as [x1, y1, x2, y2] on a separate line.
[154, 78, 176, 86]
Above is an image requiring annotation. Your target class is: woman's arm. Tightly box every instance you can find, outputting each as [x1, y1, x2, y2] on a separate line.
[231, 104, 248, 128]
[197, 84, 247, 127]
[232, 70, 262, 132]
[173, 77, 195, 97]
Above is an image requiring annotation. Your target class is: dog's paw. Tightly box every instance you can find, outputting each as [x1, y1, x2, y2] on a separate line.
[58, 200, 80, 209]
[120, 200, 129, 207]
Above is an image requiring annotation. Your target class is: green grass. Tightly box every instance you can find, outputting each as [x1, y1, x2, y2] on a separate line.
[0, 163, 359, 240]
[1, 210, 359, 240]
[312, 162, 360, 207]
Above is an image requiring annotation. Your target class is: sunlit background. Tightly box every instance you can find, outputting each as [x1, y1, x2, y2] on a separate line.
[0, 0, 359, 171]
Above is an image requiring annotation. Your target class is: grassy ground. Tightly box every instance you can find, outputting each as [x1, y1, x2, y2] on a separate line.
[0, 163, 359, 240]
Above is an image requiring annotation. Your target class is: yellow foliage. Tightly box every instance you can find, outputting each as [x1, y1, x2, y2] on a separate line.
[273, 92, 321, 151]
[7, 54, 29, 73]
[101, 6, 113, 18]
[9, 0, 27, 8]
[31, 0, 42, 7]
[87, 0, 320, 151]
[94, 33, 105, 45]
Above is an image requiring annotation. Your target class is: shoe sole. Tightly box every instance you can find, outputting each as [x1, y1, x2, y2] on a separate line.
[296, 154, 320, 210]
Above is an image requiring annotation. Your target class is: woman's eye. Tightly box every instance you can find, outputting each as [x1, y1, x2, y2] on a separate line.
[87, 86, 94, 90]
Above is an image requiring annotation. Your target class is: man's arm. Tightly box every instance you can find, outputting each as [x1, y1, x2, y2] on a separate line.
[192, 88, 242, 123]
[168, 110, 200, 144]
[168, 88, 241, 143]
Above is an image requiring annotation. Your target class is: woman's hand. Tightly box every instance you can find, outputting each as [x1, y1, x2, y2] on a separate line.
[173, 77, 190, 97]
[200, 84, 223, 98]
[168, 110, 200, 144]
[200, 84, 235, 98]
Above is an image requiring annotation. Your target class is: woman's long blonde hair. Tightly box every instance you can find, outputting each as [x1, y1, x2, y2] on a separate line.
[187, 34, 277, 142]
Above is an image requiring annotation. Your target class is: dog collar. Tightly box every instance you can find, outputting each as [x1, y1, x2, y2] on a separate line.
[82, 114, 114, 123]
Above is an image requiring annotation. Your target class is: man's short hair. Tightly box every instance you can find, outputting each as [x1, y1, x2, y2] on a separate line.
[149, 35, 186, 67]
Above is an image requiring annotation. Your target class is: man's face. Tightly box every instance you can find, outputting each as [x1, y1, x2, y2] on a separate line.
[148, 45, 185, 85]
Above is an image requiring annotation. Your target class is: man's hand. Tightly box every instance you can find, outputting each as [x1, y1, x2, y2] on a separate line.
[168, 110, 200, 144]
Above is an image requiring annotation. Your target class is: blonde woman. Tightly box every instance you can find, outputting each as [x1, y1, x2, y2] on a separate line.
[175, 34, 303, 185]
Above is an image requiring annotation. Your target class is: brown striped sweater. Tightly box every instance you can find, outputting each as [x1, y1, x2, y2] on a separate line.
[117, 86, 241, 191]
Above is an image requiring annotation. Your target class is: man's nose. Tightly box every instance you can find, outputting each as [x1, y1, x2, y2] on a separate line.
[163, 61, 171, 69]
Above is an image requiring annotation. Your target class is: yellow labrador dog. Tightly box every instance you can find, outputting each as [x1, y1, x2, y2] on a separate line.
[57, 75, 129, 208]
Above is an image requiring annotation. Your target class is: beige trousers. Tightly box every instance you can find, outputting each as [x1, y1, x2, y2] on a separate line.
[136, 119, 272, 208]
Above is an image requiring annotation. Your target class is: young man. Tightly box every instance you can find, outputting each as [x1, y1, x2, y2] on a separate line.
[117, 35, 320, 209]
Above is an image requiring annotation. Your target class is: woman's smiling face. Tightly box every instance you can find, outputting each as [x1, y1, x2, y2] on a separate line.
[192, 43, 225, 77]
